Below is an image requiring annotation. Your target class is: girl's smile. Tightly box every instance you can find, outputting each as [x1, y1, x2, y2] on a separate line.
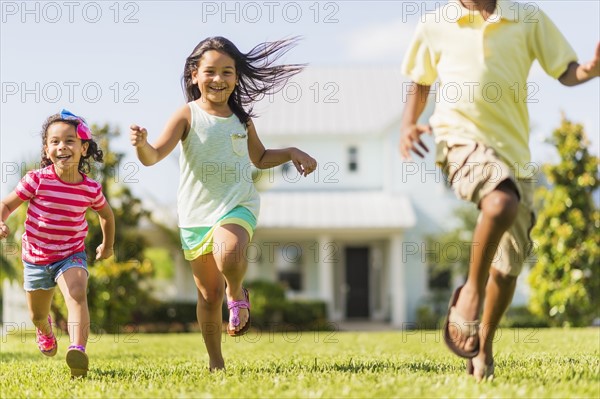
[192, 50, 238, 109]
[44, 122, 88, 181]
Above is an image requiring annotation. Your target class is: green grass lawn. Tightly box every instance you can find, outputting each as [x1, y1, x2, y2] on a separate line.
[1, 327, 598, 398]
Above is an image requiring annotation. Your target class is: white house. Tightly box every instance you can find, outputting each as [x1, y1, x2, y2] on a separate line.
[242, 66, 465, 327]
[2, 67, 530, 331]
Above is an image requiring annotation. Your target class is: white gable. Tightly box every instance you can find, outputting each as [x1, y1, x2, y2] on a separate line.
[258, 191, 415, 229]
[253, 66, 409, 136]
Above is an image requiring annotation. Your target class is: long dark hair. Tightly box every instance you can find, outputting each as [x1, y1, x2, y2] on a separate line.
[182, 36, 305, 126]
[40, 114, 104, 174]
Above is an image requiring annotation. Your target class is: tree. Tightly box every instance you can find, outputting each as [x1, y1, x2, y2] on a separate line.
[425, 205, 479, 282]
[528, 117, 600, 327]
[85, 124, 148, 264]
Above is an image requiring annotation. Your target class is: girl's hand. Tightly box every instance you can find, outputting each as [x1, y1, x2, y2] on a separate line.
[0, 222, 9, 240]
[130, 125, 148, 147]
[96, 244, 114, 260]
[399, 124, 432, 160]
[290, 148, 317, 177]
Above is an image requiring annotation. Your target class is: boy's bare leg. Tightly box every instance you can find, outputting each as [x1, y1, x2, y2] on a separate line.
[449, 181, 519, 353]
[478, 268, 517, 364]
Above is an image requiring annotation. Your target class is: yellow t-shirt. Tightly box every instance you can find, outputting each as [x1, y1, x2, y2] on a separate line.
[401, 0, 577, 178]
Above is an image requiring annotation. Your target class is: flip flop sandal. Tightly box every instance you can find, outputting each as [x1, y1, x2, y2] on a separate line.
[227, 288, 251, 337]
[66, 345, 89, 378]
[443, 285, 480, 358]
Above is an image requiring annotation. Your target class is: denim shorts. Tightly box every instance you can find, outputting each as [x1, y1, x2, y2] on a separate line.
[23, 251, 88, 291]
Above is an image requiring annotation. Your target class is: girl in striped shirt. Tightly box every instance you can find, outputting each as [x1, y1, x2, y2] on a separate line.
[0, 110, 115, 378]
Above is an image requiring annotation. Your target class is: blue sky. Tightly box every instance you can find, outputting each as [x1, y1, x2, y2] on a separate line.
[1, 1, 599, 204]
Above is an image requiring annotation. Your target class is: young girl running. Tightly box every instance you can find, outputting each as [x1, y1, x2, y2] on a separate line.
[0, 109, 115, 378]
[130, 36, 317, 371]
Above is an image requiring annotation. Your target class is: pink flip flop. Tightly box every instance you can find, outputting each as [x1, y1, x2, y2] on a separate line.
[227, 288, 251, 337]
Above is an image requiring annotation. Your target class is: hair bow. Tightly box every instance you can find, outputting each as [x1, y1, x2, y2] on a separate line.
[60, 109, 92, 140]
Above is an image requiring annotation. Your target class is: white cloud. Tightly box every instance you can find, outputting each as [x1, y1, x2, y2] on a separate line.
[343, 19, 417, 62]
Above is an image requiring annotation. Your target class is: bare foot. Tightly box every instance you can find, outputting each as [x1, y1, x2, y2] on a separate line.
[471, 354, 494, 382]
[209, 357, 225, 372]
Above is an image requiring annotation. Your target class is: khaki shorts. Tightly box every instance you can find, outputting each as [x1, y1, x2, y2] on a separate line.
[437, 141, 536, 276]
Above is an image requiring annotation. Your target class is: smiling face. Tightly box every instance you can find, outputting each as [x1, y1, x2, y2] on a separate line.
[192, 50, 238, 107]
[44, 122, 89, 180]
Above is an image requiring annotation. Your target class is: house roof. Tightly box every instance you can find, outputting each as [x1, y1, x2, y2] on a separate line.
[257, 191, 415, 230]
[252, 66, 408, 136]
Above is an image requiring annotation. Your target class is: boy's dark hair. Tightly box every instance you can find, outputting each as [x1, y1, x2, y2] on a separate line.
[182, 36, 305, 126]
[40, 114, 104, 174]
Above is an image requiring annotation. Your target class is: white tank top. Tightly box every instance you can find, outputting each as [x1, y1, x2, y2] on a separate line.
[176, 101, 260, 227]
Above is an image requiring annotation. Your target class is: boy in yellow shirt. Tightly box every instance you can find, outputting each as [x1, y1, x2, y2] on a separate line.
[400, 0, 599, 381]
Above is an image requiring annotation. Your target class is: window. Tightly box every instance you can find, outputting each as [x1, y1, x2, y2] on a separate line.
[277, 244, 303, 291]
[281, 162, 292, 175]
[428, 267, 451, 290]
[348, 146, 358, 172]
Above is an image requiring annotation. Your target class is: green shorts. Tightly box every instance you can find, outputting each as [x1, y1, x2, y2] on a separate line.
[179, 206, 257, 261]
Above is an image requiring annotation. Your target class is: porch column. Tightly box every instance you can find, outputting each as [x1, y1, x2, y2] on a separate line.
[390, 233, 407, 327]
[2, 279, 33, 331]
[317, 235, 335, 318]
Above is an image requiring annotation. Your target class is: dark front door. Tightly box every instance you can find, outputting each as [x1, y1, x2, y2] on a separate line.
[345, 247, 370, 318]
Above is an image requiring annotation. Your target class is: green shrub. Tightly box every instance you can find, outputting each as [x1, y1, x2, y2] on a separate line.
[139, 302, 198, 332]
[415, 305, 444, 330]
[500, 305, 549, 328]
[240, 280, 329, 330]
[282, 301, 329, 330]
[144, 247, 174, 280]
[53, 258, 157, 333]
[239, 280, 286, 327]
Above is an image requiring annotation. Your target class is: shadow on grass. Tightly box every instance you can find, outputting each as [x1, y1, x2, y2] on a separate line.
[89, 363, 204, 380]
[243, 359, 454, 374]
[0, 352, 42, 362]
[89, 368, 131, 379]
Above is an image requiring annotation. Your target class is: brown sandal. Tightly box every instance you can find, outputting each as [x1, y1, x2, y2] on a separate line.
[443, 285, 480, 358]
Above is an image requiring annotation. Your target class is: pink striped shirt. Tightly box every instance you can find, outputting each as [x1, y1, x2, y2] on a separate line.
[15, 165, 107, 265]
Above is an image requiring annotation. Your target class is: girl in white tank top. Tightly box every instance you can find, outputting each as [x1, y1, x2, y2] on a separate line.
[130, 36, 317, 371]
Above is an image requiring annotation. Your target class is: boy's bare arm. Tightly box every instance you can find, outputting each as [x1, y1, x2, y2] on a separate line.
[559, 43, 600, 86]
[399, 83, 432, 160]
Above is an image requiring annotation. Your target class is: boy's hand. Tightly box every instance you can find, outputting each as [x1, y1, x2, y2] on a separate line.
[130, 125, 148, 147]
[0, 222, 9, 240]
[96, 244, 114, 260]
[290, 148, 317, 177]
[399, 124, 432, 160]
[580, 42, 600, 77]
